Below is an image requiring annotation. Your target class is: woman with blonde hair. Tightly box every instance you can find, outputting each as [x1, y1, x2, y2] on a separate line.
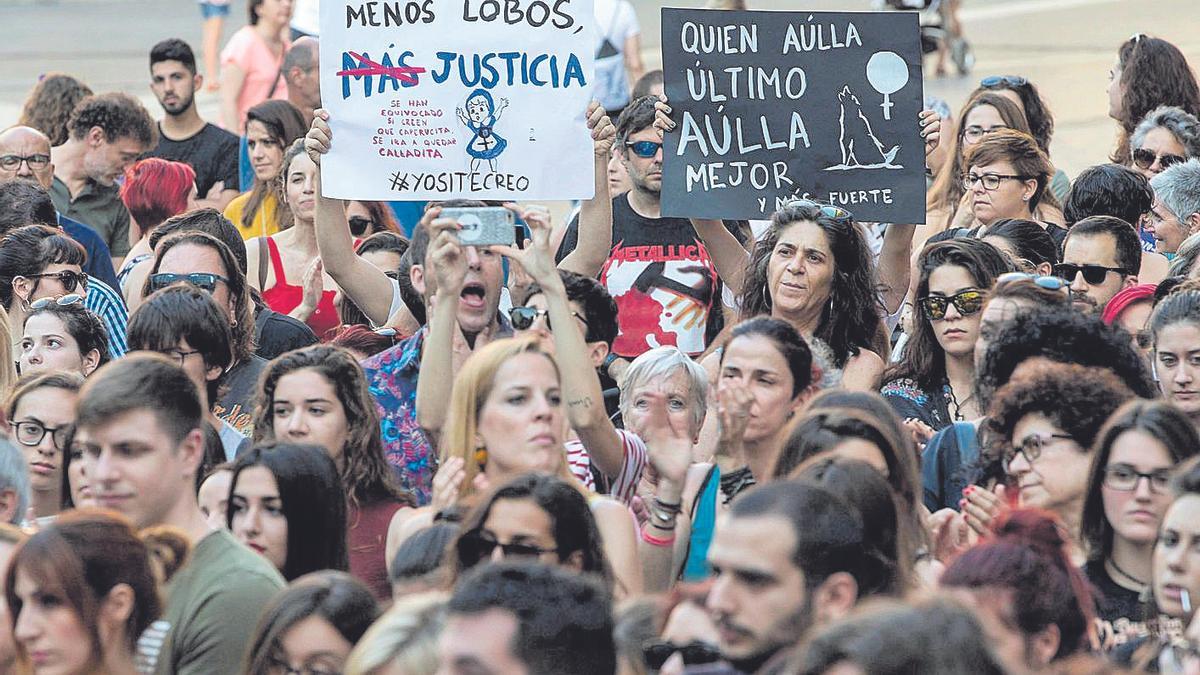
[344, 592, 446, 675]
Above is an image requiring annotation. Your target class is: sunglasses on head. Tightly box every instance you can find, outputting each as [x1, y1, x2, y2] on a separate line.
[919, 289, 985, 320]
[996, 272, 1069, 291]
[26, 270, 87, 294]
[643, 640, 721, 669]
[1052, 263, 1127, 285]
[783, 198, 854, 222]
[348, 215, 375, 236]
[625, 140, 662, 158]
[1132, 147, 1186, 172]
[148, 272, 229, 295]
[458, 530, 557, 566]
[29, 293, 84, 310]
[979, 75, 1028, 89]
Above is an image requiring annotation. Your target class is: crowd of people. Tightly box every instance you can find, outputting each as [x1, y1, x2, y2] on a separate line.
[3, 1, 1200, 674]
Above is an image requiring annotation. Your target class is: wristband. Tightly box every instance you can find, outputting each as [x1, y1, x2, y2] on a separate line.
[601, 352, 620, 378]
[641, 525, 676, 547]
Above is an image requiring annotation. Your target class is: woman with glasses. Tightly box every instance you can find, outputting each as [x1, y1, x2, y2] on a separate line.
[18, 297, 108, 378]
[226, 443, 349, 581]
[884, 239, 1011, 431]
[116, 158, 197, 296]
[4, 371, 82, 521]
[1149, 289, 1200, 431]
[253, 344, 415, 599]
[960, 129, 1063, 237]
[1108, 34, 1200, 167]
[242, 571, 380, 675]
[450, 473, 612, 588]
[985, 361, 1135, 548]
[0, 224, 89, 353]
[1080, 400, 1200, 650]
[1128, 106, 1200, 181]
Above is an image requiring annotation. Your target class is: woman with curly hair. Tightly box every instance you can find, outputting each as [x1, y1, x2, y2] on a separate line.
[253, 344, 414, 599]
[18, 74, 93, 147]
[986, 360, 1135, 547]
[1108, 35, 1200, 166]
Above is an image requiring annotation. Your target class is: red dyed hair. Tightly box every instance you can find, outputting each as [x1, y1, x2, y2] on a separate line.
[120, 158, 195, 237]
[330, 324, 398, 358]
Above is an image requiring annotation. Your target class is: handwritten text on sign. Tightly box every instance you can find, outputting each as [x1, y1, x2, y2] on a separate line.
[660, 9, 925, 223]
[320, 0, 595, 200]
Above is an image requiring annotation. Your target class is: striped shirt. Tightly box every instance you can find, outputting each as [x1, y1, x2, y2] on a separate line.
[85, 278, 128, 360]
[566, 429, 648, 506]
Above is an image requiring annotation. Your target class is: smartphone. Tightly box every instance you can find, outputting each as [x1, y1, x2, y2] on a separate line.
[440, 207, 516, 247]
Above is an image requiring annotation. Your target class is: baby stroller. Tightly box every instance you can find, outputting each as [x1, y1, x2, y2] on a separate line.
[882, 0, 974, 76]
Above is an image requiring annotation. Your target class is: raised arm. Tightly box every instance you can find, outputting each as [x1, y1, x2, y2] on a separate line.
[559, 102, 616, 277]
[305, 109, 397, 326]
[878, 110, 942, 314]
[414, 212, 466, 439]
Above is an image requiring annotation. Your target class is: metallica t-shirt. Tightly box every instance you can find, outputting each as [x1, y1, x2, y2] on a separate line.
[557, 195, 746, 358]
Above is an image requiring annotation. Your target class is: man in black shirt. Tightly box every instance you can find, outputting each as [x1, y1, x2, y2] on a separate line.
[145, 39, 239, 212]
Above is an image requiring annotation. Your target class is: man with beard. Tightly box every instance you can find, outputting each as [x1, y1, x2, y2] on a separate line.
[1057, 216, 1142, 314]
[50, 92, 156, 262]
[696, 481, 883, 674]
[145, 39, 240, 212]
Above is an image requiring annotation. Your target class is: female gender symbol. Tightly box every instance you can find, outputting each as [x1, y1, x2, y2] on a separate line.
[866, 51, 910, 120]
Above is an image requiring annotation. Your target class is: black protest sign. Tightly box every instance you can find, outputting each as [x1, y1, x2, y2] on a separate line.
[660, 9, 925, 223]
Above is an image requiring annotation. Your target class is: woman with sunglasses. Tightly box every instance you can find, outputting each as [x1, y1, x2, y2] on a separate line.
[985, 361, 1135, 549]
[0, 224, 89, 354]
[450, 473, 612, 588]
[116, 158, 197, 296]
[345, 201, 401, 238]
[1108, 34, 1200, 167]
[252, 344, 415, 599]
[885, 239, 1010, 433]
[4, 371, 83, 520]
[1080, 400, 1200, 650]
[1148, 288, 1200, 431]
[18, 296, 108, 378]
[1128, 106, 1200, 181]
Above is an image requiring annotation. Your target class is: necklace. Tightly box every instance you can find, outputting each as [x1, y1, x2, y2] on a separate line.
[946, 382, 975, 422]
[1107, 557, 1149, 588]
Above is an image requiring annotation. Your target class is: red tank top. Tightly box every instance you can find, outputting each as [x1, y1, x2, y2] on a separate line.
[260, 236, 340, 339]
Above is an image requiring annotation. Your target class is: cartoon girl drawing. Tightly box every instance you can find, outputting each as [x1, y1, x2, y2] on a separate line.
[456, 88, 509, 173]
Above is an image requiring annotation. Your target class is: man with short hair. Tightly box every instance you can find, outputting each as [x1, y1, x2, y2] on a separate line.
[438, 562, 616, 675]
[283, 37, 321, 126]
[1062, 163, 1169, 283]
[50, 93, 157, 261]
[0, 125, 120, 290]
[1058, 216, 1142, 314]
[0, 440, 29, 525]
[145, 38, 240, 211]
[75, 354, 284, 674]
[704, 481, 882, 674]
[1148, 158, 1200, 255]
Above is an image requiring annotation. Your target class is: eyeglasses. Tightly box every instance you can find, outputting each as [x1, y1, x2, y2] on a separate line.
[1004, 433, 1075, 467]
[508, 306, 589, 332]
[459, 530, 557, 565]
[29, 293, 84, 310]
[148, 272, 229, 295]
[347, 215, 375, 236]
[625, 140, 662, 158]
[979, 75, 1028, 89]
[782, 197, 854, 223]
[10, 420, 72, 450]
[0, 154, 50, 171]
[25, 271, 87, 293]
[1052, 263, 1128, 285]
[918, 289, 985, 320]
[1103, 464, 1172, 494]
[642, 640, 722, 670]
[962, 125, 1008, 145]
[1132, 147, 1186, 172]
[164, 349, 202, 366]
[996, 272, 1069, 291]
[265, 654, 342, 675]
[961, 173, 1033, 191]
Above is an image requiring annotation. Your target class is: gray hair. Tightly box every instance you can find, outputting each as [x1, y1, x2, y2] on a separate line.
[1151, 158, 1200, 225]
[619, 346, 708, 434]
[0, 439, 29, 524]
[1132, 106, 1200, 158]
[1170, 232, 1200, 277]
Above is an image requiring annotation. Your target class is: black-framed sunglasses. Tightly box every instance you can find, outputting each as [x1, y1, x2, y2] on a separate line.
[29, 293, 84, 310]
[347, 215, 375, 236]
[642, 640, 722, 670]
[509, 306, 589, 332]
[783, 197, 854, 222]
[918, 289, 985, 320]
[0, 154, 50, 171]
[626, 140, 662, 158]
[458, 530, 557, 566]
[10, 419, 72, 450]
[1052, 263, 1128, 285]
[1132, 147, 1186, 172]
[26, 270, 87, 293]
[979, 75, 1028, 89]
[148, 272, 229, 295]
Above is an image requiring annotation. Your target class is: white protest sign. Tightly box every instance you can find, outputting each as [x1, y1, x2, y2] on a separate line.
[319, 0, 595, 201]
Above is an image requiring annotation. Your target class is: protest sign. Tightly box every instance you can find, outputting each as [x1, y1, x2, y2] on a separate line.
[319, 0, 596, 201]
[660, 9, 926, 223]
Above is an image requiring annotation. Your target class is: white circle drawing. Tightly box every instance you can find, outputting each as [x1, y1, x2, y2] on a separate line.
[866, 51, 909, 120]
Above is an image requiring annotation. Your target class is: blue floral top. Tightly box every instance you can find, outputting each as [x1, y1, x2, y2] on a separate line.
[880, 377, 952, 432]
[362, 330, 434, 505]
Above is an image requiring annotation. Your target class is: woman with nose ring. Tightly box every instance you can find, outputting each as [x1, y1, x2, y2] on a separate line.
[1147, 289, 1200, 431]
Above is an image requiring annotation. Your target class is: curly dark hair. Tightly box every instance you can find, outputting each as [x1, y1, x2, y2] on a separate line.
[738, 202, 882, 367]
[885, 239, 1012, 391]
[526, 270, 620, 346]
[18, 73, 93, 147]
[252, 345, 414, 508]
[66, 92, 156, 147]
[975, 307, 1156, 410]
[985, 362, 1135, 474]
[1062, 164, 1154, 228]
[1111, 36, 1200, 164]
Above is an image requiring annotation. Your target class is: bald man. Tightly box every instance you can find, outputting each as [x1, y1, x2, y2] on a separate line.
[0, 126, 120, 290]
